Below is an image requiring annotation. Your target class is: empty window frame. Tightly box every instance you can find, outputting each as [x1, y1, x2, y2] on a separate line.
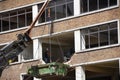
[38, 0, 74, 23]
[0, 6, 32, 32]
[80, 21, 118, 50]
[80, 0, 118, 13]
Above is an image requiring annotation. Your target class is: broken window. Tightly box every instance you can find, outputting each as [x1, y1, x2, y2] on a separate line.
[42, 32, 74, 63]
[81, 21, 118, 50]
[80, 0, 118, 13]
[38, 0, 74, 23]
[0, 6, 32, 32]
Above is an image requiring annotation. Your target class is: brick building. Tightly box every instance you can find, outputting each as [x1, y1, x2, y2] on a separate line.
[0, 0, 119, 80]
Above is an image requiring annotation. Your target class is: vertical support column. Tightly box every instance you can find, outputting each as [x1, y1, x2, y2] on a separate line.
[18, 55, 21, 62]
[118, 20, 120, 44]
[33, 39, 42, 59]
[76, 66, 85, 80]
[32, 5, 38, 25]
[118, 59, 120, 80]
[74, 0, 80, 16]
[74, 30, 81, 52]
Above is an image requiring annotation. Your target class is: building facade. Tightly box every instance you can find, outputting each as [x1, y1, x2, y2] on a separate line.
[0, 0, 120, 80]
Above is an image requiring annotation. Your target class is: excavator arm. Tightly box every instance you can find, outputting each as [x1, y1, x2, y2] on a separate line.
[0, 0, 50, 75]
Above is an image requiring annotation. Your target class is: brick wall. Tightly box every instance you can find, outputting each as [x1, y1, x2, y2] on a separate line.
[0, 7, 119, 44]
[0, 0, 43, 11]
[70, 46, 120, 65]
[0, 60, 42, 80]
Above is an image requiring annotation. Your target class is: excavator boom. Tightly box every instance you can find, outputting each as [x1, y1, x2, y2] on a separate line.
[0, 0, 50, 76]
[25, 0, 50, 35]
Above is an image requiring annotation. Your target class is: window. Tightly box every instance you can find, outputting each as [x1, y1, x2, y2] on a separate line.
[80, 0, 118, 13]
[80, 21, 118, 50]
[0, 6, 32, 32]
[38, 0, 74, 23]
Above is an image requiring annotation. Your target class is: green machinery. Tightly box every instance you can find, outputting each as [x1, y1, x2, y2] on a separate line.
[27, 62, 70, 78]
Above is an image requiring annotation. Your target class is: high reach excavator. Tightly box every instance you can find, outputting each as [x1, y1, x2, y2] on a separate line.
[0, 0, 70, 78]
[0, 0, 50, 76]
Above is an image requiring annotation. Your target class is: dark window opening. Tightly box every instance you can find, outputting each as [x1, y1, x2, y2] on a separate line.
[22, 75, 33, 80]
[0, 6, 32, 32]
[56, 5, 66, 19]
[87, 76, 111, 80]
[109, 0, 117, 6]
[67, 3, 74, 16]
[90, 33, 99, 48]
[80, 0, 117, 13]
[18, 15, 25, 28]
[26, 13, 32, 26]
[100, 31, 109, 46]
[89, 0, 98, 11]
[56, 0, 65, 5]
[99, 0, 108, 9]
[2, 18, 9, 31]
[110, 29, 118, 44]
[46, 7, 55, 21]
[10, 16, 17, 29]
[38, 0, 74, 23]
[39, 11, 45, 23]
[0, 19, 1, 32]
[81, 0, 88, 13]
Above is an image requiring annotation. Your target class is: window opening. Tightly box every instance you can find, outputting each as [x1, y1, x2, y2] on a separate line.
[89, 0, 98, 11]
[0, 6, 32, 32]
[109, 0, 117, 6]
[81, 21, 118, 50]
[38, 0, 74, 23]
[99, 0, 108, 9]
[80, 0, 88, 13]
[80, 0, 118, 13]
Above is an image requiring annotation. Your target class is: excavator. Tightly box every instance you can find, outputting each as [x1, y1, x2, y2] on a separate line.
[0, 0, 70, 78]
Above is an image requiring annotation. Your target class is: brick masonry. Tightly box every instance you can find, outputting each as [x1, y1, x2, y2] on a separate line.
[0, 0, 120, 80]
[70, 46, 120, 65]
[0, 60, 42, 80]
[0, 0, 43, 11]
[0, 7, 120, 44]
